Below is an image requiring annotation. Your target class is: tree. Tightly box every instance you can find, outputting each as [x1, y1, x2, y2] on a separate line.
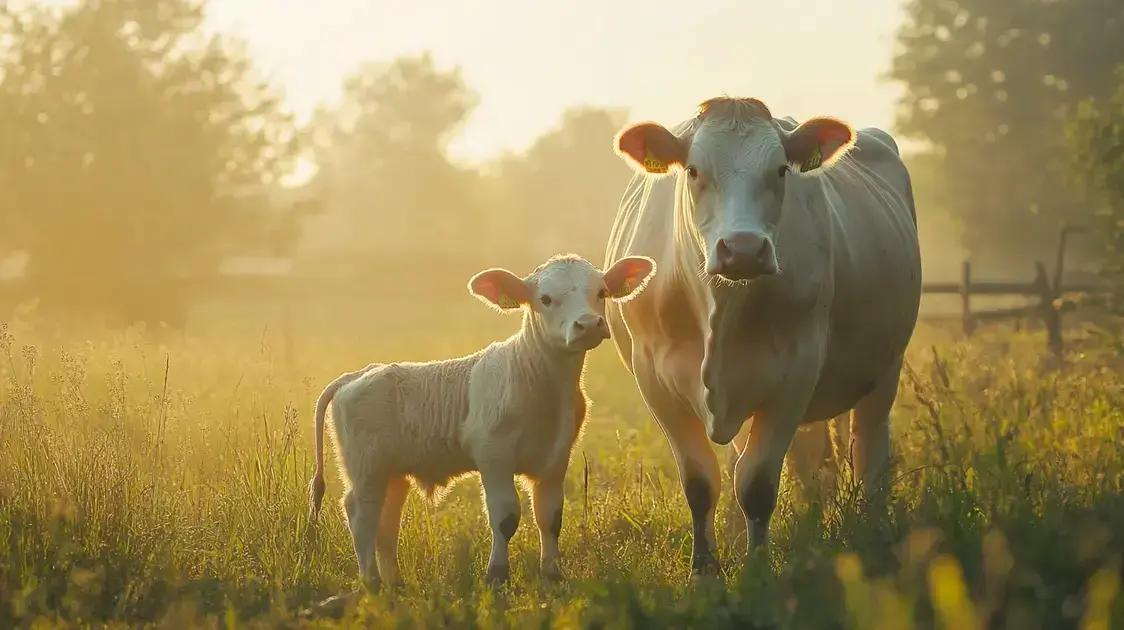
[1067, 65, 1124, 304]
[304, 54, 482, 273]
[0, 0, 296, 324]
[482, 107, 632, 268]
[890, 0, 1123, 270]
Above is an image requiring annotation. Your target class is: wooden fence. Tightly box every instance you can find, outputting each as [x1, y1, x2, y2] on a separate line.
[920, 225, 1105, 354]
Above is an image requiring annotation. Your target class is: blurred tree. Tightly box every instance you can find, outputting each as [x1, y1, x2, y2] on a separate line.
[0, 0, 296, 325]
[305, 54, 482, 274]
[890, 0, 1123, 270]
[482, 107, 631, 268]
[1067, 65, 1124, 304]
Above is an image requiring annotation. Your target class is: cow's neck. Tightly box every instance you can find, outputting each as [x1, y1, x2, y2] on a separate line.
[696, 258, 822, 425]
[703, 286, 756, 373]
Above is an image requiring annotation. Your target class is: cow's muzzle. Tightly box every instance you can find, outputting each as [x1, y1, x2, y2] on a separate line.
[707, 232, 778, 281]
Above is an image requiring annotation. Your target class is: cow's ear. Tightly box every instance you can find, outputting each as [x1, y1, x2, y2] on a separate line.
[782, 117, 855, 173]
[603, 256, 656, 301]
[469, 268, 529, 311]
[615, 122, 688, 175]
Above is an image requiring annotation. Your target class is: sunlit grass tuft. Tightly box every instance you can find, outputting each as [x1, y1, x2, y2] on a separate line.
[1, 318, 1123, 627]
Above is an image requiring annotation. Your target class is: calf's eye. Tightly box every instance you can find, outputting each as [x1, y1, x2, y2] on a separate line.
[597, 288, 609, 300]
[777, 164, 789, 178]
[540, 295, 553, 307]
[686, 165, 699, 180]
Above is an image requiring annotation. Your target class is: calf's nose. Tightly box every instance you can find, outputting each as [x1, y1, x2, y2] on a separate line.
[571, 315, 609, 343]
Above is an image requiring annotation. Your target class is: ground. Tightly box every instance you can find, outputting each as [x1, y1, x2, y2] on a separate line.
[0, 298, 1122, 628]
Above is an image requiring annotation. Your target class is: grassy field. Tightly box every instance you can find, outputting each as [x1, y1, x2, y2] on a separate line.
[1, 306, 1123, 628]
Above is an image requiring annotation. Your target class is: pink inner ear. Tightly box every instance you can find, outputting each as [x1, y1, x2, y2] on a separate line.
[819, 124, 853, 158]
[617, 126, 648, 164]
[470, 269, 528, 308]
[604, 256, 655, 297]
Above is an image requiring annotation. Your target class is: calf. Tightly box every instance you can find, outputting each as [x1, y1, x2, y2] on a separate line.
[308, 254, 655, 588]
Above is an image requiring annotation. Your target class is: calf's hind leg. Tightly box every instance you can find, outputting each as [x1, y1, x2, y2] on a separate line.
[344, 473, 389, 591]
[375, 476, 410, 587]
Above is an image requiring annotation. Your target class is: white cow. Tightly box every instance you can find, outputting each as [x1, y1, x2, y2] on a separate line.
[308, 254, 655, 588]
[605, 97, 921, 573]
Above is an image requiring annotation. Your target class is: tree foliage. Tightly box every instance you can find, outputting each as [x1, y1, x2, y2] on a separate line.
[891, 0, 1123, 269]
[483, 107, 631, 268]
[1068, 65, 1124, 296]
[305, 54, 482, 272]
[0, 0, 297, 324]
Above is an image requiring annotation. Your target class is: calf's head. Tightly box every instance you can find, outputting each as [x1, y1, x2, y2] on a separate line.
[469, 255, 655, 352]
[615, 98, 854, 282]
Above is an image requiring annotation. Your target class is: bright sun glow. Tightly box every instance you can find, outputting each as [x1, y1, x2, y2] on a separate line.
[204, 0, 906, 164]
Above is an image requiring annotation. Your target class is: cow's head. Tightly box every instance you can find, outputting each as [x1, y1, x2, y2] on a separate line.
[469, 255, 655, 352]
[615, 98, 854, 282]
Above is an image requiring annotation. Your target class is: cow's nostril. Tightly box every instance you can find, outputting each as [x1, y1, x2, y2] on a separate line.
[716, 238, 732, 262]
[573, 321, 585, 332]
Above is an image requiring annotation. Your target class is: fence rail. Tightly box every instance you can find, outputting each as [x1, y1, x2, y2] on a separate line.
[920, 225, 1107, 354]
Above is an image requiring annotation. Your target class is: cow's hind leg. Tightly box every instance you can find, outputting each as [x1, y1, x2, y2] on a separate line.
[852, 356, 902, 503]
[785, 421, 832, 494]
[634, 356, 721, 576]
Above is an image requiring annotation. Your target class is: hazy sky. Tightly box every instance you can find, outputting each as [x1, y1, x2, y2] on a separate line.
[206, 0, 907, 165]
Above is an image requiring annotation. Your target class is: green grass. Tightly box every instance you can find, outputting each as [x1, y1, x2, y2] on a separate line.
[1, 313, 1122, 629]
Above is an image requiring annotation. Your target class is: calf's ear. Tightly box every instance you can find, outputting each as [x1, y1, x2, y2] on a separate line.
[782, 117, 855, 173]
[469, 268, 530, 311]
[615, 122, 688, 175]
[603, 256, 656, 301]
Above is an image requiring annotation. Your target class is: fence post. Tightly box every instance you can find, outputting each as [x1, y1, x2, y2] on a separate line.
[1034, 261, 1062, 355]
[961, 260, 974, 335]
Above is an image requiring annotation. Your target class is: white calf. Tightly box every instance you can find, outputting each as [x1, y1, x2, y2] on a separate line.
[308, 254, 655, 588]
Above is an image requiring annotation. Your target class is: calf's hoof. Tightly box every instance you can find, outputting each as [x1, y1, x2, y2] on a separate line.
[485, 563, 510, 585]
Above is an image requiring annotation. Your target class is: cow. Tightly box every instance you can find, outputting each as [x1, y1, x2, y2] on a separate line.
[604, 97, 921, 574]
[308, 254, 656, 589]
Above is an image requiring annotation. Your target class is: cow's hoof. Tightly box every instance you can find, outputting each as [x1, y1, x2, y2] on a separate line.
[541, 565, 564, 583]
[690, 554, 722, 578]
[485, 563, 510, 585]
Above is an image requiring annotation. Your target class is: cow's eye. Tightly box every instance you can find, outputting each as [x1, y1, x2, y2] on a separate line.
[597, 288, 609, 300]
[777, 164, 789, 178]
[540, 294, 553, 307]
[686, 165, 699, 180]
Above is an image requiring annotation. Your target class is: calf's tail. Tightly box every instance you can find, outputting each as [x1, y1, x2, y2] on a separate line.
[308, 364, 377, 523]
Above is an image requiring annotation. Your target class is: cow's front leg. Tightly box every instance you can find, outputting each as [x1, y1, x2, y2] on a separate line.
[479, 462, 520, 584]
[633, 352, 721, 577]
[733, 377, 816, 554]
[531, 470, 565, 581]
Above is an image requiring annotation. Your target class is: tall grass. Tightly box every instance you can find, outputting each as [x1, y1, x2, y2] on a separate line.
[0, 317, 1122, 628]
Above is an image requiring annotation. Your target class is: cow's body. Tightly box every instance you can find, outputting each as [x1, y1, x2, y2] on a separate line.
[606, 100, 920, 571]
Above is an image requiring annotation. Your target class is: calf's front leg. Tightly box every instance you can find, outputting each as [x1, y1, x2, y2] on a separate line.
[531, 471, 565, 581]
[479, 463, 520, 584]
